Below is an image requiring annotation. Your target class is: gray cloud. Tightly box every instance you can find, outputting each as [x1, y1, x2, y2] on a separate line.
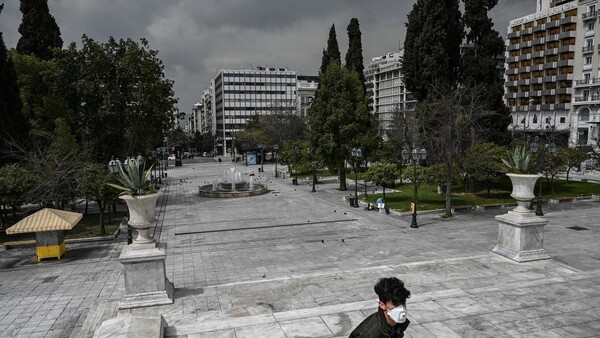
[1, 0, 535, 124]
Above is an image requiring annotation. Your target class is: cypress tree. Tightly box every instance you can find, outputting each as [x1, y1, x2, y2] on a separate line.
[345, 18, 366, 91]
[462, 0, 511, 145]
[320, 24, 341, 74]
[16, 0, 63, 60]
[401, 0, 463, 101]
[0, 4, 29, 162]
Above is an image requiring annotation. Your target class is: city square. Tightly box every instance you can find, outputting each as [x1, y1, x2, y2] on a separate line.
[1, 158, 599, 337]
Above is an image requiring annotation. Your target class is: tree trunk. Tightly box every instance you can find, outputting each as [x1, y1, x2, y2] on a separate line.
[383, 186, 386, 200]
[566, 168, 570, 182]
[339, 164, 347, 191]
[98, 200, 106, 236]
[85, 200, 88, 214]
[445, 163, 453, 217]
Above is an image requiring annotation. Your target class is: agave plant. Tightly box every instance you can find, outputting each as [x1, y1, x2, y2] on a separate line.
[107, 159, 156, 196]
[501, 145, 534, 174]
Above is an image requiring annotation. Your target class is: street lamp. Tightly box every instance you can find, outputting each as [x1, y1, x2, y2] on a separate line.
[351, 147, 362, 207]
[308, 147, 316, 193]
[293, 145, 300, 185]
[529, 141, 557, 216]
[258, 144, 265, 172]
[273, 144, 279, 178]
[108, 157, 118, 174]
[402, 147, 428, 228]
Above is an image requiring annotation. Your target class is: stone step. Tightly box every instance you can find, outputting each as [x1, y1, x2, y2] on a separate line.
[70, 301, 118, 338]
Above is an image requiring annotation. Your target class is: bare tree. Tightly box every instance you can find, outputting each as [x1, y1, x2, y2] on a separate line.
[416, 84, 490, 217]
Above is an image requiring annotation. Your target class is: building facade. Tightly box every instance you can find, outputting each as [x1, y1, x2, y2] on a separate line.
[297, 75, 318, 118]
[211, 67, 297, 155]
[506, 0, 600, 148]
[364, 51, 416, 137]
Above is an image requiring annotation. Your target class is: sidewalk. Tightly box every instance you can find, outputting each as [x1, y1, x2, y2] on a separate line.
[0, 158, 599, 337]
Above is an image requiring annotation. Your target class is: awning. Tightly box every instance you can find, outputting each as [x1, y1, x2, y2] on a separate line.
[5, 208, 83, 234]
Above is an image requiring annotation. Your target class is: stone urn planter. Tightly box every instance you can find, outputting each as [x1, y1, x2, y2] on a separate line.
[120, 191, 162, 244]
[506, 173, 541, 212]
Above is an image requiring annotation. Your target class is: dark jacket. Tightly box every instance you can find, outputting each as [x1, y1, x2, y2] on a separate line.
[349, 308, 410, 338]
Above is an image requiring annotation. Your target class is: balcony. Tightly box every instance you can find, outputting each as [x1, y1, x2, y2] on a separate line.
[574, 95, 600, 105]
[543, 61, 558, 69]
[519, 66, 531, 73]
[543, 76, 557, 82]
[507, 55, 519, 63]
[555, 103, 571, 110]
[508, 31, 520, 39]
[505, 80, 518, 87]
[505, 92, 518, 99]
[518, 53, 532, 61]
[517, 92, 531, 98]
[530, 77, 543, 84]
[508, 43, 520, 51]
[560, 16, 577, 25]
[532, 37, 545, 45]
[521, 27, 533, 35]
[555, 87, 573, 95]
[546, 20, 558, 29]
[558, 45, 575, 53]
[557, 59, 575, 67]
[556, 73, 573, 81]
[519, 41, 533, 49]
[532, 51, 545, 58]
[531, 64, 544, 71]
[542, 89, 555, 96]
[533, 24, 546, 32]
[546, 34, 560, 42]
[582, 45, 594, 53]
[506, 68, 519, 75]
[559, 31, 577, 39]
[517, 79, 530, 86]
[541, 104, 554, 110]
[545, 48, 559, 56]
[582, 11, 597, 20]
[590, 113, 600, 124]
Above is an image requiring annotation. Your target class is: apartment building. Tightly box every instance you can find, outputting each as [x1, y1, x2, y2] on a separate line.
[364, 51, 416, 137]
[505, 0, 577, 145]
[571, 0, 600, 148]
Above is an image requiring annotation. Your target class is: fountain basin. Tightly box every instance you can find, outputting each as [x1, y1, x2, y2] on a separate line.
[198, 183, 268, 198]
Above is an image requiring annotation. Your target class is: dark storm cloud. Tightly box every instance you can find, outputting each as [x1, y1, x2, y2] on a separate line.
[0, 0, 535, 121]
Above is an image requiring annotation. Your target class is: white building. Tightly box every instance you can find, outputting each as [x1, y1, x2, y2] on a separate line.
[297, 75, 318, 118]
[211, 67, 297, 155]
[364, 51, 416, 137]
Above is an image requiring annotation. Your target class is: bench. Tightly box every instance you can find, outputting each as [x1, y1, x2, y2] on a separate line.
[2, 239, 36, 250]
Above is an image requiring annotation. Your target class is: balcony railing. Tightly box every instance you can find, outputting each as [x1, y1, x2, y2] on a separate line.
[583, 45, 594, 53]
[574, 95, 600, 102]
[583, 11, 597, 20]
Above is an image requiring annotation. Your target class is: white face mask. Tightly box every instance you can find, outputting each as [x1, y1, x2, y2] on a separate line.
[387, 306, 407, 324]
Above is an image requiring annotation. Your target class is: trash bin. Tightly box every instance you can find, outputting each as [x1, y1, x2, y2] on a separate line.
[349, 197, 356, 207]
[292, 178, 298, 185]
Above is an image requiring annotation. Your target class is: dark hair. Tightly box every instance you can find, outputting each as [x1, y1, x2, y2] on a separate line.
[374, 277, 411, 306]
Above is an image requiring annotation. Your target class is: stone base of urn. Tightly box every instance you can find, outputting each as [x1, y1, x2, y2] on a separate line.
[491, 210, 551, 263]
[118, 242, 174, 310]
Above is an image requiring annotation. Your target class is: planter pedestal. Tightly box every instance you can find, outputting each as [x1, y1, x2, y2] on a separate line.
[492, 173, 550, 262]
[492, 211, 550, 262]
[118, 242, 173, 309]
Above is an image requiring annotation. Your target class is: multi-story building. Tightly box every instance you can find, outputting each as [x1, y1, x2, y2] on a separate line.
[297, 75, 318, 118]
[505, 0, 577, 145]
[211, 67, 297, 155]
[364, 51, 416, 137]
[189, 102, 202, 134]
[571, 0, 600, 148]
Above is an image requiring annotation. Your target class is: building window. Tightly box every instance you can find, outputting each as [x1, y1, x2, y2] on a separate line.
[560, 117, 566, 123]
[587, 22, 595, 31]
[585, 56, 593, 65]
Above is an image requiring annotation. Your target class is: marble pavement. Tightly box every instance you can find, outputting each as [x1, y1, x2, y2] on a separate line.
[0, 156, 599, 337]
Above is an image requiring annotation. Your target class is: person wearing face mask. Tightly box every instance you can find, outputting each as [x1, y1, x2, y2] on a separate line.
[349, 277, 411, 338]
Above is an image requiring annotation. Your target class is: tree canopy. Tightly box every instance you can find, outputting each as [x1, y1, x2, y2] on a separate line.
[320, 24, 341, 74]
[16, 0, 63, 60]
[307, 62, 374, 190]
[345, 18, 366, 91]
[401, 0, 462, 101]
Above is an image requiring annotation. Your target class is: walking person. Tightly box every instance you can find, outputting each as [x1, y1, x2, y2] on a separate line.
[349, 277, 411, 337]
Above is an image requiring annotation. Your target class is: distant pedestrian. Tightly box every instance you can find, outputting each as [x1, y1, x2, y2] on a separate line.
[349, 277, 411, 337]
[218, 157, 222, 163]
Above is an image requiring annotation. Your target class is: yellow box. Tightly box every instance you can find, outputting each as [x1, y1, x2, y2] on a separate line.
[410, 203, 415, 213]
[36, 242, 66, 261]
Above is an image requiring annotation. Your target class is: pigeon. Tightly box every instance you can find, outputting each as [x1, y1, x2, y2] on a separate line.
[262, 274, 266, 278]
[342, 239, 345, 242]
[321, 240, 325, 243]
[334, 210, 336, 213]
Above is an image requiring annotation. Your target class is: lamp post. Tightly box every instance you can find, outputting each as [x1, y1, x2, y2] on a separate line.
[273, 144, 279, 178]
[258, 144, 265, 172]
[351, 148, 362, 207]
[308, 147, 316, 193]
[402, 147, 428, 228]
[529, 141, 557, 216]
[293, 145, 300, 185]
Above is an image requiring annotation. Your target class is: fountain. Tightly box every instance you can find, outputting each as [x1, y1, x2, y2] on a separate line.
[199, 167, 268, 198]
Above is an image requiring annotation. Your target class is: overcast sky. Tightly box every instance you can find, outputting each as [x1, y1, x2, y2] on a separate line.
[1, 0, 535, 125]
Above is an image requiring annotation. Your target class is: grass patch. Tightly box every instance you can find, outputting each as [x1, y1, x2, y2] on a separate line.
[365, 177, 599, 212]
[0, 211, 126, 244]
